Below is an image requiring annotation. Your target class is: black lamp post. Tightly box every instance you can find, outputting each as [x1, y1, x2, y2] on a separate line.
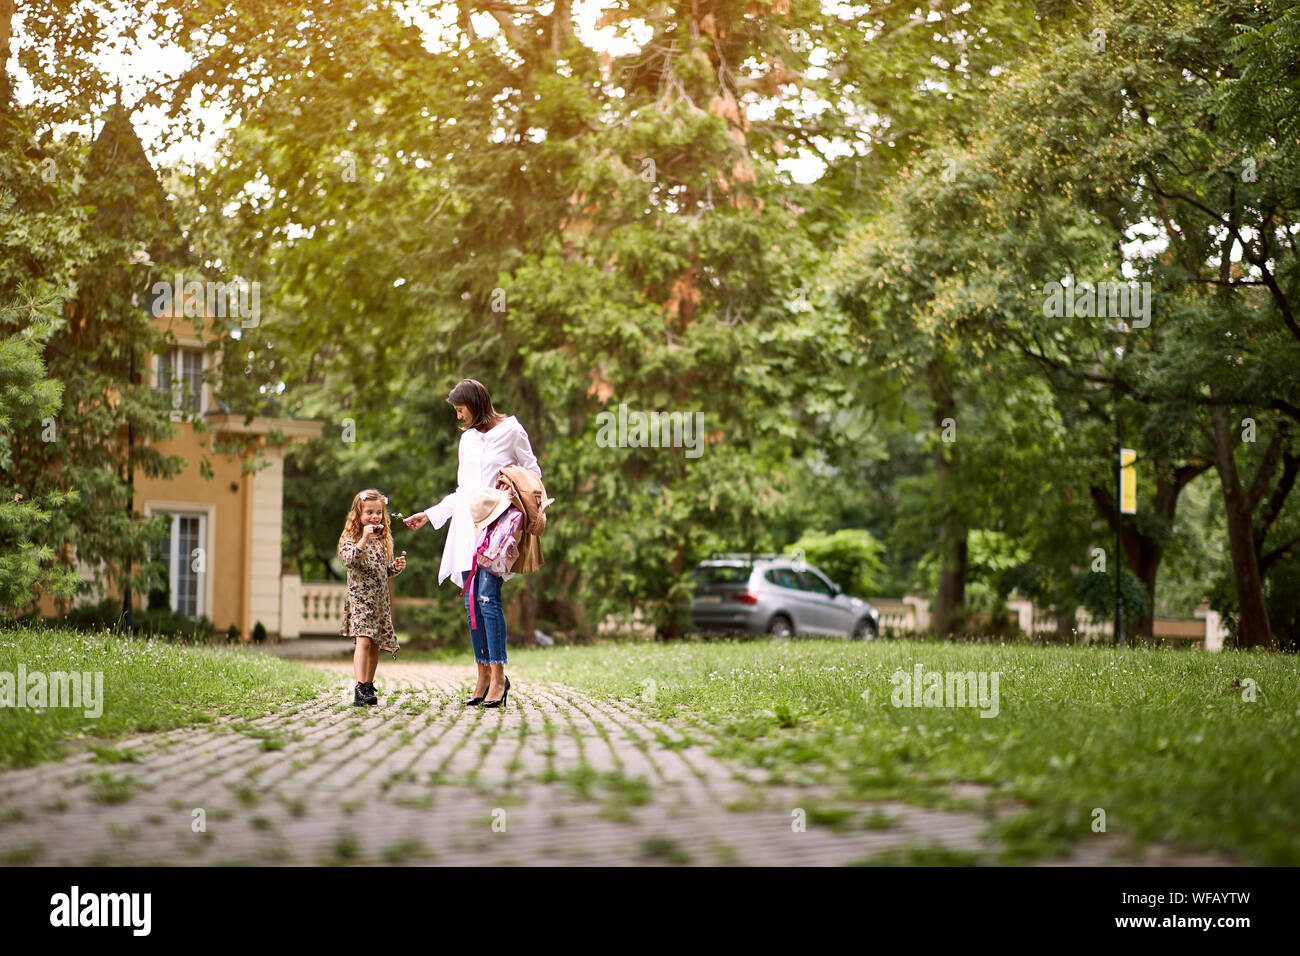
[1114, 383, 1122, 646]
[1113, 332, 1127, 647]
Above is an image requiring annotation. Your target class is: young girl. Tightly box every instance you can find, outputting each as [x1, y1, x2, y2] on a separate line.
[338, 489, 406, 705]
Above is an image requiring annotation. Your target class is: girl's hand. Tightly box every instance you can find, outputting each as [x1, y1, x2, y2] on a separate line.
[403, 512, 428, 530]
[392, 555, 406, 574]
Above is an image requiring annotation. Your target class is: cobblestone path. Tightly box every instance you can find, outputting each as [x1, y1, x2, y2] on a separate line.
[0, 662, 1229, 866]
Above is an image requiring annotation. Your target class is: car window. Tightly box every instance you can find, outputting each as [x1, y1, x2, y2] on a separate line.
[694, 564, 751, 585]
[796, 570, 835, 597]
[764, 567, 802, 590]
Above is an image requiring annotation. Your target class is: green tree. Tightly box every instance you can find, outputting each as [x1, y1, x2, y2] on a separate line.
[976, 0, 1300, 647]
[830, 0, 1300, 648]
[0, 289, 79, 608]
[165, 1, 926, 637]
[788, 528, 885, 598]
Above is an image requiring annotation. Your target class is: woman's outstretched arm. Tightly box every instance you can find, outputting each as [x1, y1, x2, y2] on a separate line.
[424, 490, 460, 528]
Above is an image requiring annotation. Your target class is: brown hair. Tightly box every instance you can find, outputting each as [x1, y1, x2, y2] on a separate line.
[338, 489, 393, 564]
[448, 379, 505, 432]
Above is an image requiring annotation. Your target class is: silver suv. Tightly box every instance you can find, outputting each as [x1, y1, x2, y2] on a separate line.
[687, 554, 880, 639]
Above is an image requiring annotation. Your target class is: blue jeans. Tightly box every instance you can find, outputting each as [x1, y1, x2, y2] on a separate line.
[465, 566, 507, 665]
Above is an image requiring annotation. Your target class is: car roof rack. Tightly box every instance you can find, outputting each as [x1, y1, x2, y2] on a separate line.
[709, 552, 784, 561]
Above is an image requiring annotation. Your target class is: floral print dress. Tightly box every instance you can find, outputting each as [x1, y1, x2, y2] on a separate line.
[339, 537, 400, 657]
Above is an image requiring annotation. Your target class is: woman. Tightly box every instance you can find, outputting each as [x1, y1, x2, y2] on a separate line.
[403, 379, 540, 708]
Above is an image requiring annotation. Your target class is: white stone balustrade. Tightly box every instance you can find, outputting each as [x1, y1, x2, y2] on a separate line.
[279, 575, 348, 637]
[275, 578, 1222, 648]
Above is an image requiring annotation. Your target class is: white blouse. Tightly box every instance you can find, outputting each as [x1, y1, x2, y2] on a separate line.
[422, 415, 541, 588]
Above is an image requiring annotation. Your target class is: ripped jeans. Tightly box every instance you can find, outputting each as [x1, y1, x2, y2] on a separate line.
[465, 566, 508, 665]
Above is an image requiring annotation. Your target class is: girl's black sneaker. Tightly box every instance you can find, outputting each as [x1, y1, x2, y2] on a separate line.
[353, 682, 369, 706]
[362, 682, 378, 705]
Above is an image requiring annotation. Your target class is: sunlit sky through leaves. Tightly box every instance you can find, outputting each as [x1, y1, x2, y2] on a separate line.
[12, 1, 841, 183]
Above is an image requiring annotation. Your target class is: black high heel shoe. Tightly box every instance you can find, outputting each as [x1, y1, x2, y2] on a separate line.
[465, 686, 488, 707]
[481, 676, 510, 709]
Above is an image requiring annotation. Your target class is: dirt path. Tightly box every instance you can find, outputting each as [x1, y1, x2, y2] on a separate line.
[0, 662, 1228, 865]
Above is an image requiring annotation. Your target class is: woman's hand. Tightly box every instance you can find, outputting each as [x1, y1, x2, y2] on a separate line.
[392, 555, 406, 574]
[403, 512, 429, 530]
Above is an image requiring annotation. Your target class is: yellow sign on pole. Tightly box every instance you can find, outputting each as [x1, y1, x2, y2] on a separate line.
[1120, 448, 1137, 514]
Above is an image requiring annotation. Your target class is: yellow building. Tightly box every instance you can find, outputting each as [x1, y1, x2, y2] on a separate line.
[133, 308, 322, 640]
[36, 301, 323, 641]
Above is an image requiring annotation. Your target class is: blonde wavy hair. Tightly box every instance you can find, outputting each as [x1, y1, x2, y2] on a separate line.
[338, 489, 393, 564]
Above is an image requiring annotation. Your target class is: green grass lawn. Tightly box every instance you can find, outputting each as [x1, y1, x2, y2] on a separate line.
[5, 626, 1296, 864]
[510, 638, 1300, 864]
[0, 625, 334, 770]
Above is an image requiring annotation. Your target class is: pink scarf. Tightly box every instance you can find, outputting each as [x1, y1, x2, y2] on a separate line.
[461, 532, 494, 630]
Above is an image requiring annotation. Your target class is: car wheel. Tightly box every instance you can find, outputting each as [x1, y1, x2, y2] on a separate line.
[852, 618, 876, 641]
[768, 614, 794, 639]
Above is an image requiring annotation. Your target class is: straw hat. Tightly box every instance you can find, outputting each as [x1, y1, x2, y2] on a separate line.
[468, 487, 512, 534]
